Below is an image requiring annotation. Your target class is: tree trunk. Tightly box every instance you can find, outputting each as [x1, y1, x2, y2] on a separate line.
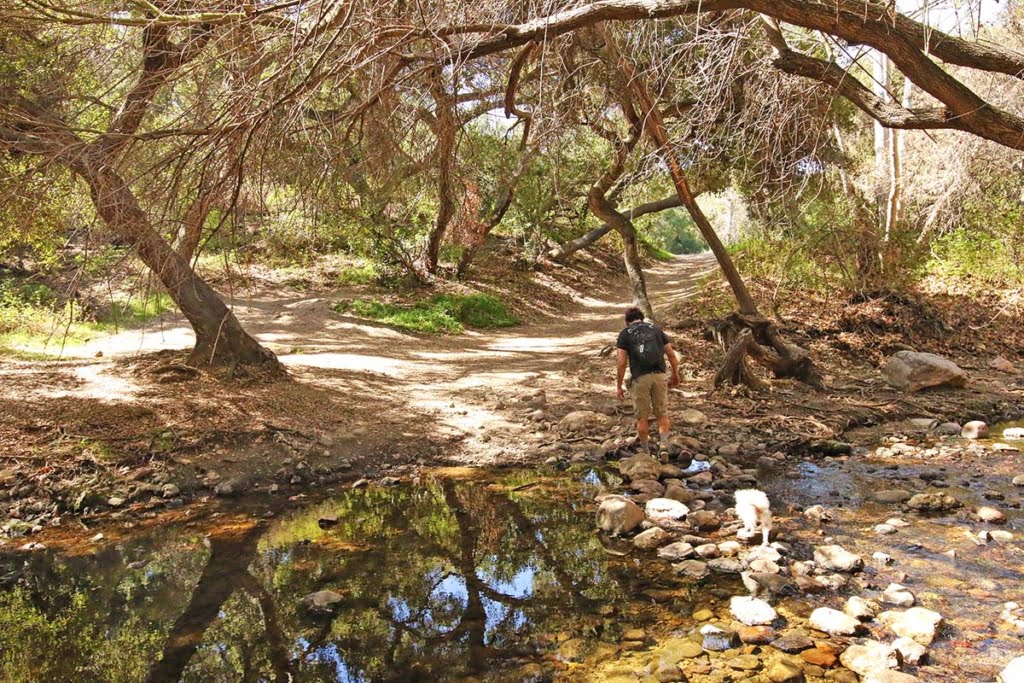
[421, 71, 459, 276]
[620, 58, 822, 388]
[547, 194, 684, 261]
[588, 192, 655, 319]
[78, 161, 277, 368]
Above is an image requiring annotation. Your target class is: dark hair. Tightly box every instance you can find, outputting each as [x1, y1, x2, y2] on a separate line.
[624, 306, 644, 323]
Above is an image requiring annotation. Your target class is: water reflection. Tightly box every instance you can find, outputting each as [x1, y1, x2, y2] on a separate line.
[0, 471, 638, 682]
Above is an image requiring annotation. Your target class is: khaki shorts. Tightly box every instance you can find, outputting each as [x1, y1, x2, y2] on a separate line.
[631, 372, 668, 420]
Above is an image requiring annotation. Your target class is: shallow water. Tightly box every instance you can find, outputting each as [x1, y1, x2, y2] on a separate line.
[2, 426, 1023, 682]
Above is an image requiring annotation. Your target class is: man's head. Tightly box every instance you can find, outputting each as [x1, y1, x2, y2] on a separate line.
[624, 306, 644, 324]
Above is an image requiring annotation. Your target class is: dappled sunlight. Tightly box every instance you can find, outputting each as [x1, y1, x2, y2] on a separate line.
[280, 352, 425, 378]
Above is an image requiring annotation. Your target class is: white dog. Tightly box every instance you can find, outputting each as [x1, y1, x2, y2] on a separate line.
[735, 489, 772, 546]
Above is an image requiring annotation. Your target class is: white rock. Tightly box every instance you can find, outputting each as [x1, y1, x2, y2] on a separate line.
[874, 524, 897, 535]
[1004, 427, 1024, 440]
[873, 551, 895, 565]
[977, 505, 1006, 523]
[678, 409, 708, 425]
[882, 583, 916, 607]
[695, 543, 720, 559]
[845, 596, 879, 621]
[808, 607, 861, 636]
[892, 636, 928, 665]
[839, 640, 899, 676]
[879, 607, 943, 645]
[645, 497, 689, 520]
[961, 420, 989, 439]
[814, 545, 864, 572]
[730, 596, 778, 625]
[743, 545, 782, 564]
[718, 541, 742, 556]
[885, 518, 910, 528]
[596, 496, 645, 535]
[1001, 656, 1024, 683]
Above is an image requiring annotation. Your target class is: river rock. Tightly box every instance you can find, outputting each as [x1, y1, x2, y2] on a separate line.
[707, 557, 744, 574]
[840, 640, 898, 676]
[630, 479, 666, 496]
[881, 351, 967, 392]
[771, 633, 814, 653]
[814, 545, 863, 572]
[1005, 428, 1024, 440]
[658, 541, 695, 561]
[633, 527, 672, 549]
[892, 636, 927, 665]
[845, 595, 879, 620]
[646, 497, 689, 520]
[800, 644, 837, 667]
[300, 589, 345, 614]
[678, 408, 708, 425]
[727, 653, 761, 670]
[664, 483, 696, 504]
[701, 625, 741, 651]
[737, 625, 775, 643]
[675, 559, 709, 579]
[872, 489, 912, 504]
[990, 357, 1017, 373]
[906, 491, 961, 511]
[935, 421, 962, 435]
[864, 673, 921, 683]
[620, 454, 663, 481]
[977, 505, 1006, 523]
[687, 509, 721, 531]
[730, 596, 778, 625]
[1001, 656, 1024, 683]
[961, 420, 989, 439]
[597, 495, 645, 535]
[882, 583, 916, 607]
[560, 410, 613, 433]
[160, 483, 180, 498]
[695, 543, 720, 559]
[879, 607, 943, 645]
[808, 607, 861, 635]
[767, 659, 805, 683]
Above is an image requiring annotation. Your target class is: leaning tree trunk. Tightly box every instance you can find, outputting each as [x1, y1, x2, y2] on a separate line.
[621, 59, 822, 388]
[547, 194, 684, 262]
[588, 192, 655, 320]
[79, 161, 277, 368]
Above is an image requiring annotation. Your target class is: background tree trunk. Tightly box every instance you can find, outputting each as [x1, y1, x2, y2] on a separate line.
[547, 194, 684, 261]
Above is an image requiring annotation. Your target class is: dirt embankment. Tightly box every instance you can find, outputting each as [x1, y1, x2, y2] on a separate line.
[1, 249, 1022, 542]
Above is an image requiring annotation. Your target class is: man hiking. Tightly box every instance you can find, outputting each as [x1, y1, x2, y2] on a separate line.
[615, 306, 681, 463]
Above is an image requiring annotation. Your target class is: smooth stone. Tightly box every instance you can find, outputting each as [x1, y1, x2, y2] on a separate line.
[800, 645, 837, 667]
[597, 496, 646, 535]
[679, 409, 708, 425]
[872, 489, 912, 504]
[718, 540, 743, 556]
[675, 560, 710, 579]
[688, 510, 721, 531]
[771, 633, 815, 653]
[727, 654, 762, 671]
[730, 596, 778, 626]
[693, 609, 715, 621]
[882, 583, 916, 607]
[300, 589, 345, 614]
[839, 641, 898, 676]
[695, 543, 720, 559]
[880, 351, 967, 392]
[961, 420, 989, 439]
[767, 659, 806, 683]
[665, 483, 696, 504]
[634, 527, 673, 549]
[845, 595, 879, 620]
[647, 497, 690, 520]
[1013, 474, 1024, 487]
[1001, 656, 1024, 683]
[620, 454, 664, 481]
[978, 505, 1007, 523]
[878, 607, 943, 645]
[660, 638, 705, 660]
[707, 557, 744, 574]
[702, 627, 741, 652]
[814, 545, 863, 572]
[658, 542, 695, 561]
[892, 636, 927, 665]
[737, 625, 775, 644]
[808, 607, 861, 636]
[874, 524, 897, 535]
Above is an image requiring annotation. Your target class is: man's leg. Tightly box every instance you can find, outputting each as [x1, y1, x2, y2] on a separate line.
[632, 374, 653, 452]
[651, 376, 670, 462]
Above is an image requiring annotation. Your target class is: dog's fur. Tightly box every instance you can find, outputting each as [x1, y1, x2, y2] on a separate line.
[735, 489, 772, 546]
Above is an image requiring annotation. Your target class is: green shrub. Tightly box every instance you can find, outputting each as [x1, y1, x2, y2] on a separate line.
[335, 293, 518, 334]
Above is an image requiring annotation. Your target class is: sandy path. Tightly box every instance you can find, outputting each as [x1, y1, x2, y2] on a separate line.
[11, 254, 717, 465]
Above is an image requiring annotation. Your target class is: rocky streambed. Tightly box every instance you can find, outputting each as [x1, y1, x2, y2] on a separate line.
[0, 417, 1022, 682]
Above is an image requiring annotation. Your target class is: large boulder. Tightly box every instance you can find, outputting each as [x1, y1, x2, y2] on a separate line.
[596, 495, 645, 535]
[620, 454, 663, 482]
[881, 351, 967, 393]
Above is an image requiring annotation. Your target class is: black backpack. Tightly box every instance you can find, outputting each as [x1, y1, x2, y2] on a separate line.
[627, 322, 664, 367]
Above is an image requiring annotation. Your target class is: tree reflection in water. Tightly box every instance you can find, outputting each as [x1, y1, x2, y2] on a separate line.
[0, 471, 646, 682]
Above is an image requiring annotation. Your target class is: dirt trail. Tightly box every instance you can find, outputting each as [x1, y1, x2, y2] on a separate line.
[6, 254, 716, 468]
